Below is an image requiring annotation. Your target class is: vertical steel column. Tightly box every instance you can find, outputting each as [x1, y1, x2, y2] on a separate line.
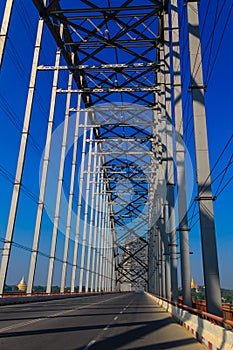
[160, 226, 166, 298]
[151, 228, 157, 294]
[164, 9, 179, 302]
[46, 69, 73, 294]
[102, 212, 107, 291]
[60, 93, 81, 293]
[163, 203, 171, 299]
[105, 209, 110, 291]
[112, 247, 116, 291]
[104, 203, 110, 291]
[0, 0, 14, 70]
[171, 0, 192, 306]
[148, 228, 154, 293]
[98, 183, 105, 292]
[105, 215, 110, 291]
[186, 0, 222, 316]
[85, 140, 97, 292]
[96, 172, 104, 292]
[79, 127, 93, 292]
[160, 42, 171, 299]
[108, 219, 113, 291]
[104, 210, 108, 291]
[0, 15, 44, 296]
[27, 39, 62, 295]
[156, 227, 161, 296]
[90, 150, 100, 292]
[149, 115, 155, 293]
[110, 212, 117, 292]
[157, 41, 168, 298]
[71, 111, 88, 292]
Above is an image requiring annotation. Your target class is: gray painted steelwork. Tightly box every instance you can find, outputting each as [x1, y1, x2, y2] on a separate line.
[0, 1, 223, 319]
[186, 0, 222, 316]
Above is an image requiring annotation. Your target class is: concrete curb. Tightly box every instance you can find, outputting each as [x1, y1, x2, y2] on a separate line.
[146, 292, 233, 350]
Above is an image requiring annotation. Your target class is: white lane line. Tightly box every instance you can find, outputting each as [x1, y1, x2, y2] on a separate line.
[119, 311, 123, 314]
[0, 318, 44, 333]
[83, 339, 96, 350]
[103, 325, 110, 331]
[0, 294, 127, 333]
[114, 316, 118, 321]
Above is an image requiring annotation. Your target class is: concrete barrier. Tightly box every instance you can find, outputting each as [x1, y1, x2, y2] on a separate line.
[146, 292, 233, 350]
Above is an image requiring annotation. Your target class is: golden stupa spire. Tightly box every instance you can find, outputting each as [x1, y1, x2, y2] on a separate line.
[17, 276, 27, 291]
[191, 277, 196, 289]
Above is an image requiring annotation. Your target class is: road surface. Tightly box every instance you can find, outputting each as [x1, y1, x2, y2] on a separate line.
[0, 292, 206, 349]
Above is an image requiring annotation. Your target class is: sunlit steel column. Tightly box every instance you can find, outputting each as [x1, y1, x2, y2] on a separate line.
[160, 42, 171, 299]
[148, 228, 154, 293]
[79, 127, 93, 292]
[96, 171, 104, 292]
[106, 210, 111, 291]
[171, 0, 192, 306]
[60, 93, 81, 293]
[105, 205, 111, 291]
[110, 214, 117, 292]
[158, 210, 166, 298]
[156, 227, 162, 296]
[71, 111, 88, 293]
[0, 0, 14, 70]
[164, 9, 179, 302]
[112, 247, 116, 291]
[0, 14, 44, 296]
[163, 203, 171, 299]
[85, 140, 98, 292]
[186, 0, 222, 316]
[102, 211, 107, 291]
[90, 151, 101, 292]
[109, 220, 113, 291]
[157, 41, 168, 298]
[46, 70, 73, 294]
[106, 215, 110, 291]
[149, 109, 157, 294]
[99, 184, 106, 292]
[152, 227, 157, 294]
[27, 38, 63, 295]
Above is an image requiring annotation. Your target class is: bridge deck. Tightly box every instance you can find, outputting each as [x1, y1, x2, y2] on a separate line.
[0, 293, 205, 350]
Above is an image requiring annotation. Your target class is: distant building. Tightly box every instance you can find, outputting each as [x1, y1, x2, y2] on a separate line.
[17, 276, 27, 291]
[191, 277, 196, 289]
[191, 277, 199, 293]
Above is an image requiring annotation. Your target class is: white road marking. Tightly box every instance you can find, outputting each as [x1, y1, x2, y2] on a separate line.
[104, 325, 110, 330]
[114, 316, 118, 320]
[83, 339, 96, 349]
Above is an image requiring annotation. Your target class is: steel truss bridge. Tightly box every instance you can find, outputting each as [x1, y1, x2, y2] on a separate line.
[0, 0, 229, 320]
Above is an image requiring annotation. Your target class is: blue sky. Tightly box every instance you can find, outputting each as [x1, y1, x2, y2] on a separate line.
[0, 0, 232, 289]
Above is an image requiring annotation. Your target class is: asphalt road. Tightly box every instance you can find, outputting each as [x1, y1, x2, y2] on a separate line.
[0, 292, 206, 350]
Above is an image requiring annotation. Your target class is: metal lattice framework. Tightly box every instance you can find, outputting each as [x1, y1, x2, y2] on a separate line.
[0, 0, 224, 318]
[32, 0, 165, 290]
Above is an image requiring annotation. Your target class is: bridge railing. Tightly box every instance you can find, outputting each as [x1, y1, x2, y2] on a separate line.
[157, 295, 233, 331]
[191, 299, 233, 322]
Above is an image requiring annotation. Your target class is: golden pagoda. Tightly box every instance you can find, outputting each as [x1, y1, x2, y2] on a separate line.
[17, 276, 27, 291]
[191, 277, 196, 289]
